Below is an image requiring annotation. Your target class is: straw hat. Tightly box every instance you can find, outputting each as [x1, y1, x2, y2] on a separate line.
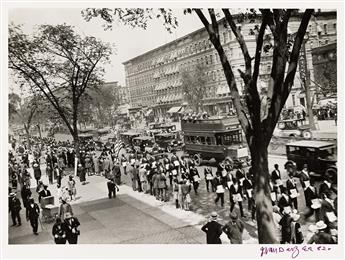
[9, 192, 16, 197]
[230, 212, 238, 220]
[210, 211, 218, 220]
[315, 220, 327, 230]
[311, 199, 322, 209]
[65, 212, 73, 219]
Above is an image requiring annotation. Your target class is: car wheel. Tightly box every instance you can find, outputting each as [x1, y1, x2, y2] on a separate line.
[166, 146, 172, 153]
[302, 130, 312, 139]
[194, 154, 202, 166]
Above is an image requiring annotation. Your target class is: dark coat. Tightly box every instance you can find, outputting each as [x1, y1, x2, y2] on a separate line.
[9, 197, 22, 213]
[64, 217, 80, 238]
[271, 169, 281, 183]
[319, 182, 331, 198]
[26, 203, 40, 220]
[308, 231, 336, 244]
[299, 171, 310, 189]
[201, 220, 223, 244]
[52, 222, 67, 244]
[222, 220, 244, 244]
[279, 214, 292, 243]
[304, 186, 318, 208]
[278, 195, 291, 212]
[38, 189, 51, 203]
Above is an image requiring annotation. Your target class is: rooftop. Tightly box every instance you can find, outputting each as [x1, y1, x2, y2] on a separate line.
[286, 140, 335, 148]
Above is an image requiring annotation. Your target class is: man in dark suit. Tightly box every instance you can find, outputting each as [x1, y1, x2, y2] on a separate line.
[9, 193, 22, 226]
[304, 179, 319, 221]
[64, 212, 80, 244]
[38, 185, 51, 203]
[299, 164, 311, 189]
[229, 178, 244, 218]
[278, 187, 291, 214]
[271, 164, 283, 191]
[286, 173, 298, 210]
[26, 198, 40, 235]
[201, 212, 223, 244]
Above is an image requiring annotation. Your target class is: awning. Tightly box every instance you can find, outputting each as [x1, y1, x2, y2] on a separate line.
[167, 106, 182, 114]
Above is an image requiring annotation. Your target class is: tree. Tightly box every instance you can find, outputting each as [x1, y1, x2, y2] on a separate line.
[9, 24, 113, 159]
[181, 64, 207, 113]
[83, 8, 314, 243]
[8, 92, 21, 121]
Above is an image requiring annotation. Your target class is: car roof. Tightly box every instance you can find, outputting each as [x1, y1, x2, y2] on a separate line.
[120, 132, 140, 136]
[286, 140, 335, 148]
[133, 136, 153, 141]
[155, 133, 175, 137]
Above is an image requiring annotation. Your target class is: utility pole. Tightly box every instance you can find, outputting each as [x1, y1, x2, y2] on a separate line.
[299, 36, 316, 130]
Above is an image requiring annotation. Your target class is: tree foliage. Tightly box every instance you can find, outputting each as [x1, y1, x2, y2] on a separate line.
[9, 23, 113, 156]
[181, 64, 207, 113]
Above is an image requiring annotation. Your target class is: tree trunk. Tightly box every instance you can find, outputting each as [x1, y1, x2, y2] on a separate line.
[251, 143, 278, 244]
[36, 124, 42, 139]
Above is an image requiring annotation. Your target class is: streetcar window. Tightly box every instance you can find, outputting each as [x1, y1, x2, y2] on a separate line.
[206, 137, 212, 145]
[200, 136, 206, 144]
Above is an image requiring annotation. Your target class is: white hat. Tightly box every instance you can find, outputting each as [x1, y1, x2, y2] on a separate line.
[315, 220, 327, 230]
[311, 199, 322, 209]
[210, 211, 218, 220]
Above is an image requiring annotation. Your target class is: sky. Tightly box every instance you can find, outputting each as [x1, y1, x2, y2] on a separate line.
[9, 8, 204, 87]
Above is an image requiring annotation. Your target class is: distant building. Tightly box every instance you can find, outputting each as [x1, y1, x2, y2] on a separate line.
[123, 10, 336, 117]
[311, 42, 337, 98]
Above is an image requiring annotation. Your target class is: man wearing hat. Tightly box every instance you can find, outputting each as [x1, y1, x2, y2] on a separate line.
[299, 164, 310, 189]
[38, 184, 51, 203]
[304, 179, 320, 221]
[308, 221, 335, 244]
[26, 198, 40, 235]
[201, 212, 223, 244]
[279, 206, 293, 244]
[64, 212, 80, 244]
[222, 212, 244, 244]
[9, 192, 22, 226]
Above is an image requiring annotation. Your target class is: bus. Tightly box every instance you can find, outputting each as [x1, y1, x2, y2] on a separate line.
[181, 115, 249, 168]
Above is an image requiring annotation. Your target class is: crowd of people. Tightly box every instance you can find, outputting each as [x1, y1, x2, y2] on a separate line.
[8, 135, 338, 245]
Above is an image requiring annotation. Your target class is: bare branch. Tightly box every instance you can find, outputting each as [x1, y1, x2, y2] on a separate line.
[223, 9, 252, 79]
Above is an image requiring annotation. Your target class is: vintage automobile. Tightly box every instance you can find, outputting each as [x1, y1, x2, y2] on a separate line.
[154, 132, 183, 153]
[132, 136, 162, 154]
[119, 131, 141, 152]
[285, 140, 337, 182]
[273, 118, 312, 139]
[181, 115, 250, 168]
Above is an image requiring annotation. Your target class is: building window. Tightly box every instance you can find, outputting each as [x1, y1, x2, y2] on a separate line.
[292, 94, 296, 107]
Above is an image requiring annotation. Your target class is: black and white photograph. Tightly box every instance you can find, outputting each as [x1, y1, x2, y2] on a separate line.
[1, 1, 344, 259]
